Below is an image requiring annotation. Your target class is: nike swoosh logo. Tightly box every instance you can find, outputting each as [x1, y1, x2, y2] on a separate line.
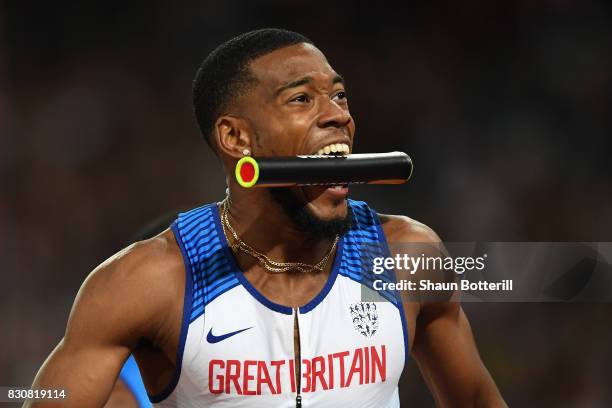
[207, 326, 253, 344]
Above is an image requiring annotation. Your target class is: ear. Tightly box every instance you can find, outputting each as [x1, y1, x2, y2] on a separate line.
[214, 115, 253, 159]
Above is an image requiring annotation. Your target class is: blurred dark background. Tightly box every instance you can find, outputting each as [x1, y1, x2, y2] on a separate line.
[2, 0, 612, 406]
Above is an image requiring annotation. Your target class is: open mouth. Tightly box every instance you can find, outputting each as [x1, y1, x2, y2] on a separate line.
[304, 142, 351, 198]
[315, 143, 350, 156]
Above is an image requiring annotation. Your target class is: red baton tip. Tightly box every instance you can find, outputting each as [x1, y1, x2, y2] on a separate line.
[240, 162, 255, 182]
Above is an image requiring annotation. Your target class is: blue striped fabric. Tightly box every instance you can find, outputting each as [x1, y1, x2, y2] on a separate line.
[340, 200, 400, 305]
[173, 199, 400, 323]
[174, 203, 240, 323]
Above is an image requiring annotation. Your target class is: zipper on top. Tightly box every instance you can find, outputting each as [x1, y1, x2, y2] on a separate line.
[294, 307, 302, 408]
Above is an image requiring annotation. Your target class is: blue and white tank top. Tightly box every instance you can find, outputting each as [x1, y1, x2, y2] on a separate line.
[151, 199, 408, 407]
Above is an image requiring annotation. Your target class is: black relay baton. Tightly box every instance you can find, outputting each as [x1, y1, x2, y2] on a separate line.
[235, 152, 413, 188]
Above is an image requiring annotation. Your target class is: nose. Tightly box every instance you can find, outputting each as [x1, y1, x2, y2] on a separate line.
[317, 97, 352, 129]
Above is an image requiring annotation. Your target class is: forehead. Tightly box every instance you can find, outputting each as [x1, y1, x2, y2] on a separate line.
[248, 43, 336, 89]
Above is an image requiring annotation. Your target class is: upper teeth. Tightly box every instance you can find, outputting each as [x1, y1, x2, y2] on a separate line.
[316, 143, 350, 155]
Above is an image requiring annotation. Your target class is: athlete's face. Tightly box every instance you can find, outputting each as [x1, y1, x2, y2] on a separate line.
[241, 43, 355, 226]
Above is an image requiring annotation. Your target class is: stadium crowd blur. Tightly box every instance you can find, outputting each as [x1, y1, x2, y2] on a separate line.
[2, 1, 611, 406]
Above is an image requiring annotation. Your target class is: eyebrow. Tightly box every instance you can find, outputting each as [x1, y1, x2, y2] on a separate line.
[275, 74, 345, 96]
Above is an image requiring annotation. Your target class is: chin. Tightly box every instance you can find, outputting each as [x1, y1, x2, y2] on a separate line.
[300, 184, 349, 219]
[269, 188, 352, 239]
[304, 199, 348, 223]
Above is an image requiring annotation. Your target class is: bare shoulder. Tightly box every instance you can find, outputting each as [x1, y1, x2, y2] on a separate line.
[84, 229, 183, 300]
[67, 229, 185, 346]
[377, 214, 450, 303]
[378, 213, 442, 244]
[93, 229, 183, 285]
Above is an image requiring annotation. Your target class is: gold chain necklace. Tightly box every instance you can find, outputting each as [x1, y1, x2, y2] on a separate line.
[220, 198, 339, 274]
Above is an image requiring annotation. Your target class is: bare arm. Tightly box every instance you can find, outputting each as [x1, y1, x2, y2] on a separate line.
[103, 380, 140, 408]
[413, 301, 505, 407]
[382, 215, 506, 407]
[24, 234, 181, 408]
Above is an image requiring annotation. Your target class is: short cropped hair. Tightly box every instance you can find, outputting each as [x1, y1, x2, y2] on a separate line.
[192, 28, 313, 150]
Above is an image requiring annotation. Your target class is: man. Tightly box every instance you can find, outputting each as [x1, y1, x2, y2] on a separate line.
[27, 29, 505, 407]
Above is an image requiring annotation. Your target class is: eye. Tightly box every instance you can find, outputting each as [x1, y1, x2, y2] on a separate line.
[333, 91, 348, 102]
[289, 94, 310, 103]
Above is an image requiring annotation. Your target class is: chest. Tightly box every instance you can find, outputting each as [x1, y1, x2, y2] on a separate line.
[174, 278, 406, 406]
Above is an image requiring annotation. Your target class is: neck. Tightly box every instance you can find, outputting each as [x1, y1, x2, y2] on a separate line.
[224, 183, 336, 267]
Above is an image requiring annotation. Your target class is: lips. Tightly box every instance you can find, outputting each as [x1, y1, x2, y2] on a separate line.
[325, 184, 349, 197]
[301, 183, 348, 204]
[298, 140, 351, 202]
